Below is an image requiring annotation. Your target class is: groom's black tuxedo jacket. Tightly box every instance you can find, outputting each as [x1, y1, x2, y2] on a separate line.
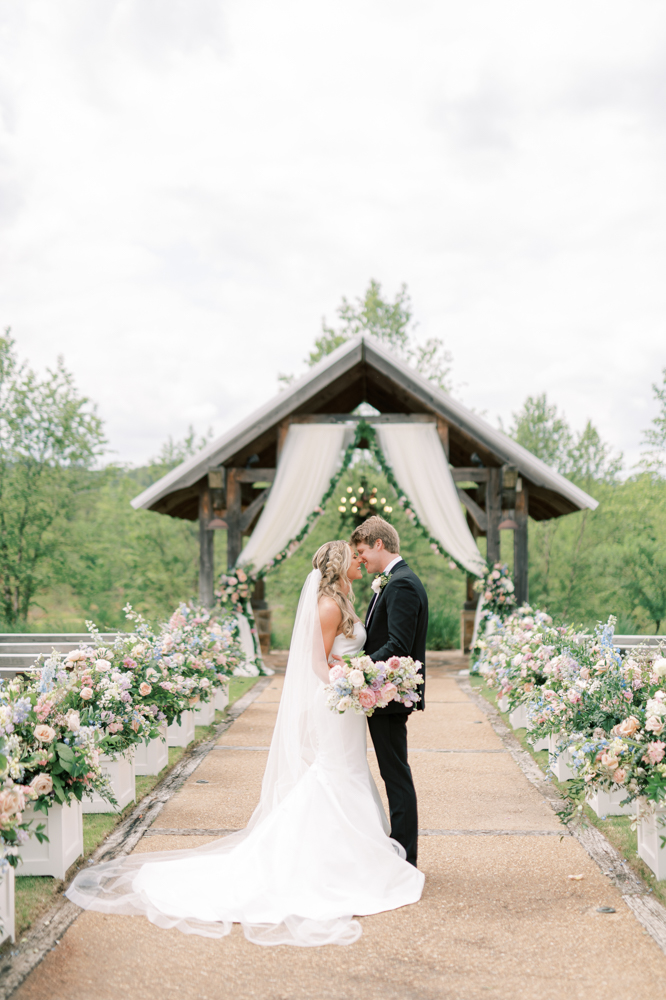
[364, 560, 428, 714]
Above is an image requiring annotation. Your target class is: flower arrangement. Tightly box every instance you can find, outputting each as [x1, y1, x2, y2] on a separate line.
[216, 570, 252, 613]
[473, 562, 516, 618]
[325, 654, 423, 717]
[475, 606, 666, 821]
[0, 726, 47, 868]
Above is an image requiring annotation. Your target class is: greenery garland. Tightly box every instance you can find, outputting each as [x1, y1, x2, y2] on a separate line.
[217, 420, 483, 609]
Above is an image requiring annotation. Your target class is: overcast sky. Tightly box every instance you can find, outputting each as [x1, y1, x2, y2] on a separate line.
[1, 0, 665, 469]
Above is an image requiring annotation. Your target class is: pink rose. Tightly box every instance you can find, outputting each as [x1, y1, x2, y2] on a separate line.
[380, 682, 398, 702]
[139, 682, 152, 696]
[359, 689, 377, 709]
[612, 768, 627, 784]
[329, 665, 345, 682]
[646, 716, 664, 735]
[80, 687, 94, 701]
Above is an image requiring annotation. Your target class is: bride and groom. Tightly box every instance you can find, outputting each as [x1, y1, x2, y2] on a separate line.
[67, 515, 429, 947]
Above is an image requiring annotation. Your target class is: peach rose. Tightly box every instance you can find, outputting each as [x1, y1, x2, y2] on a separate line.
[80, 687, 94, 700]
[30, 773, 53, 797]
[617, 716, 641, 737]
[600, 753, 619, 770]
[139, 682, 152, 697]
[646, 716, 665, 735]
[34, 724, 56, 743]
[612, 768, 626, 784]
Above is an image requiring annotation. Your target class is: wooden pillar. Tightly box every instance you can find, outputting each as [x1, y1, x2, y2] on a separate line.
[226, 468, 242, 570]
[276, 421, 290, 463]
[486, 467, 501, 564]
[436, 417, 450, 460]
[198, 486, 214, 608]
[513, 480, 529, 606]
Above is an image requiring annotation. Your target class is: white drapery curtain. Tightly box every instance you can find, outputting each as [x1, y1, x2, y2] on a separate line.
[373, 423, 486, 577]
[237, 423, 351, 573]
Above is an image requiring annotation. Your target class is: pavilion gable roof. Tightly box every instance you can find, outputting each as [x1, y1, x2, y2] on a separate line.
[131, 335, 598, 520]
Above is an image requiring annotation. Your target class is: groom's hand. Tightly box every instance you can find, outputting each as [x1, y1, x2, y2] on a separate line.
[328, 654, 343, 667]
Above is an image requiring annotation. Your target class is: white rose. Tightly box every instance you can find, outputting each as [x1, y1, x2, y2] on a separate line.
[95, 659, 111, 672]
[30, 773, 53, 797]
[371, 577, 382, 593]
[654, 658, 666, 679]
[348, 669, 365, 688]
[66, 710, 80, 732]
[647, 699, 666, 717]
[337, 696, 352, 711]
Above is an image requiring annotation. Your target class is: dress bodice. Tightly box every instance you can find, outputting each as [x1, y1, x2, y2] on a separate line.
[330, 621, 366, 660]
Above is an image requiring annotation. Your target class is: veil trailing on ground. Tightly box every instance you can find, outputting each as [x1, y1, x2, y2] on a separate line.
[66, 570, 364, 946]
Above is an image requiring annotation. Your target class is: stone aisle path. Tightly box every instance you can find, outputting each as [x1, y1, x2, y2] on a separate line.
[11, 656, 666, 1000]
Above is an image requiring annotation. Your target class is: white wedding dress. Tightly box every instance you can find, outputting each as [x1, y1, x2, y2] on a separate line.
[66, 571, 424, 946]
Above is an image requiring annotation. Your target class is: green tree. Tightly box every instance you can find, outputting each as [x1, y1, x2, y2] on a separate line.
[640, 367, 666, 477]
[0, 332, 105, 628]
[280, 280, 453, 391]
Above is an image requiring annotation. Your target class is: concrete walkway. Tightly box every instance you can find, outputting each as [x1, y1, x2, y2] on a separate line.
[11, 656, 666, 1000]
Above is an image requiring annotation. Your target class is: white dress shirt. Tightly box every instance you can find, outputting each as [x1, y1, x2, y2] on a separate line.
[366, 556, 403, 624]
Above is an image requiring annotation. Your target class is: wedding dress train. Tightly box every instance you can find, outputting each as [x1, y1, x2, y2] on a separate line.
[66, 571, 424, 946]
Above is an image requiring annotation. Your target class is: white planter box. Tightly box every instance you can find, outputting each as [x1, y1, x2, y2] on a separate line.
[529, 736, 549, 752]
[0, 865, 15, 945]
[637, 803, 666, 879]
[18, 799, 83, 879]
[167, 709, 195, 747]
[587, 787, 634, 818]
[135, 724, 168, 776]
[194, 699, 215, 726]
[548, 733, 575, 781]
[82, 749, 136, 814]
[497, 695, 509, 713]
[215, 682, 230, 712]
[509, 704, 528, 729]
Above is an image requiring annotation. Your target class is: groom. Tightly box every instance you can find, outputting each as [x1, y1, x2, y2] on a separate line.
[350, 516, 428, 867]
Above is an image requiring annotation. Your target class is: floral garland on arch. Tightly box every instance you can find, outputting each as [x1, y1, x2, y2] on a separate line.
[216, 420, 481, 632]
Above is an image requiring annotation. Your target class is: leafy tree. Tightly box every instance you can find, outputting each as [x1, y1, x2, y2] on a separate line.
[280, 280, 453, 391]
[639, 367, 666, 477]
[0, 331, 105, 628]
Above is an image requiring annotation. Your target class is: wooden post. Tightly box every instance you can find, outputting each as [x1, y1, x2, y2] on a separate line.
[486, 467, 501, 564]
[436, 417, 450, 460]
[198, 486, 214, 608]
[513, 480, 529, 605]
[276, 421, 290, 463]
[226, 468, 242, 570]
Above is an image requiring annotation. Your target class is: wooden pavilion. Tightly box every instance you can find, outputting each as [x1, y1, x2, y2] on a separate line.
[132, 335, 597, 648]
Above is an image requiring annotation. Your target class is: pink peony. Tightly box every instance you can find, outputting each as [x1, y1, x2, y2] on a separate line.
[329, 665, 345, 682]
[386, 657, 401, 671]
[643, 741, 666, 765]
[359, 689, 377, 709]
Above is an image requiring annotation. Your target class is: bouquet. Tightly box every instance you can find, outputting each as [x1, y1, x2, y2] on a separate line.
[325, 654, 423, 717]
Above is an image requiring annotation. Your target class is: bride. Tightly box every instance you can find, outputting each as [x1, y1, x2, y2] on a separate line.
[66, 540, 424, 946]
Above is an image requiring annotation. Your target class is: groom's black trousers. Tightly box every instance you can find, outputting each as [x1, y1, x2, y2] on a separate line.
[367, 713, 418, 867]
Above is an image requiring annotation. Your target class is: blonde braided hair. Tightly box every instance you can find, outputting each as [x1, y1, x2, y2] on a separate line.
[312, 540, 356, 639]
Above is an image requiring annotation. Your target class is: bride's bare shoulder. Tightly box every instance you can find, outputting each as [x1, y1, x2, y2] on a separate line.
[318, 596, 342, 626]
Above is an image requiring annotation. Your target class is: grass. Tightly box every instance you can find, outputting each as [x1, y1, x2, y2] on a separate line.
[470, 674, 666, 908]
[7, 676, 261, 945]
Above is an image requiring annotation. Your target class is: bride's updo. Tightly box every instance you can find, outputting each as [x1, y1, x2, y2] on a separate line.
[312, 540, 356, 638]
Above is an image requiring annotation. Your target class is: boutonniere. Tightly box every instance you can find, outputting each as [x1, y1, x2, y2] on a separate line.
[371, 573, 389, 594]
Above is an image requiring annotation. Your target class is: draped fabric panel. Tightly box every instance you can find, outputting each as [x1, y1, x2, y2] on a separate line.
[373, 423, 486, 577]
[237, 423, 351, 573]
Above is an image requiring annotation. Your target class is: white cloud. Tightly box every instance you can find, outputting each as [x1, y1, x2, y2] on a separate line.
[1, 0, 665, 467]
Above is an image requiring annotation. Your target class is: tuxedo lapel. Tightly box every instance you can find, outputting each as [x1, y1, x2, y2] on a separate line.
[365, 559, 405, 626]
[365, 592, 379, 626]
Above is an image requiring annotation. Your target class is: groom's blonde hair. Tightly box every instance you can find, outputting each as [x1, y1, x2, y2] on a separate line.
[350, 516, 400, 554]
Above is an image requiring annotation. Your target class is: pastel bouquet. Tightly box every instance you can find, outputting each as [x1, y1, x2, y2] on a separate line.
[325, 653, 423, 717]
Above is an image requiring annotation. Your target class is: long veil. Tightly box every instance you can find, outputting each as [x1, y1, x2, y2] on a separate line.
[66, 570, 363, 946]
